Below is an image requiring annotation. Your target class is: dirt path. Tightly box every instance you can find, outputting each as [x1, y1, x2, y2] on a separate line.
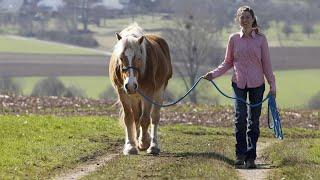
[54, 153, 119, 180]
[237, 140, 273, 180]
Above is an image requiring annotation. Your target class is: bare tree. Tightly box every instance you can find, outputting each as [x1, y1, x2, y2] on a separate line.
[62, 0, 101, 33]
[165, 15, 220, 103]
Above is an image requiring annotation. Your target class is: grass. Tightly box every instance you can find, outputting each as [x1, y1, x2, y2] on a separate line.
[13, 69, 320, 109]
[83, 124, 320, 179]
[0, 115, 123, 179]
[0, 36, 101, 55]
[265, 138, 320, 179]
[83, 124, 238, 180]
[0, 113, 319, 179]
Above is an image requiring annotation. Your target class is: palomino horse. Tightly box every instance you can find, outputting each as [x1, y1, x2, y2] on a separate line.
[109, 23, 172, 155]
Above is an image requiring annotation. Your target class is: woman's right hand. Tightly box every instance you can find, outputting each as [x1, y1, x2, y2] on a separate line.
[202, 72, 213, 80]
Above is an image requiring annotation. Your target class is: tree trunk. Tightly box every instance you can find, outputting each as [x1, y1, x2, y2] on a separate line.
[189, 77, 197, 104]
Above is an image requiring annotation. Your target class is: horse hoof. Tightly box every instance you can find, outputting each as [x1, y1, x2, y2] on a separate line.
[147, 146, 160, 155]
[138, 141, 150, 151]
[123, 145, 138, 155]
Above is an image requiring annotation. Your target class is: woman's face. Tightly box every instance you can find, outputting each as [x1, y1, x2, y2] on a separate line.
[238, 11, 254, 29]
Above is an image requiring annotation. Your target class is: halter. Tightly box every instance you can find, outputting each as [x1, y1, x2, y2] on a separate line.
[122, 66, 139, 72]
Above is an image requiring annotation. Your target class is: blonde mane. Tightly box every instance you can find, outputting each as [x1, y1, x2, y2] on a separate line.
[114, 23, 147, 75]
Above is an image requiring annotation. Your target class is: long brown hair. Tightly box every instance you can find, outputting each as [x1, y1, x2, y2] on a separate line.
[235, 6, 260, 32]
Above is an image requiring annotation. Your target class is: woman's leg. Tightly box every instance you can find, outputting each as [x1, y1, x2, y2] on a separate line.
[247, 84, 265, 161]
[232, 83, 248, 160]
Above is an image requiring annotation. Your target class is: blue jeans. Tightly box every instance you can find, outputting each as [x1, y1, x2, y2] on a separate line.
[232, 82, 265, 160]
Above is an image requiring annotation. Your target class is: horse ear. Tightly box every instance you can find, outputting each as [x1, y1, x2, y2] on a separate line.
[138, 36, 144, 44]
[116, 33, 122, 40]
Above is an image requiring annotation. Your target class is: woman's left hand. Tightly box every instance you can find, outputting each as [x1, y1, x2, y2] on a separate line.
[270, 90, 276, 98]
[202, 72, 213, 80]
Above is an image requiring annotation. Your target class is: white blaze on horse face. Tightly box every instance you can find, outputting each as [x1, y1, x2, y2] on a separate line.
[123, 48, 138, 93]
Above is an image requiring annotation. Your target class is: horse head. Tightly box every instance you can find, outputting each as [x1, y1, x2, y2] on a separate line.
[114, 33, 146, 94]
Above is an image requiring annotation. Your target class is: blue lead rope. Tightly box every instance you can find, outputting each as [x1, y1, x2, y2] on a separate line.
[137, 76, 283, 139]
[268, 95, 284, 139]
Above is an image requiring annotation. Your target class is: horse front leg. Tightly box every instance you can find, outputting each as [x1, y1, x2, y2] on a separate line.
[122, 104, 138, 155]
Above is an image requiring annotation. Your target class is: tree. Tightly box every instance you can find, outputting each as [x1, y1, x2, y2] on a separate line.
[62, 0, 101, 33]
[165, 15, 220, 103]
[302, 23, 314, 38]
[0, 76, 21, 95]
[282, 22, 293, 38]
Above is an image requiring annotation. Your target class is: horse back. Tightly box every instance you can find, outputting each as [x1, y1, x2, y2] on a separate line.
[143, 35, 172, 90]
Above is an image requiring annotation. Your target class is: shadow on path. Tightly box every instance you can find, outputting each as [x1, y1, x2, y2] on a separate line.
[160, 151, 235, 166]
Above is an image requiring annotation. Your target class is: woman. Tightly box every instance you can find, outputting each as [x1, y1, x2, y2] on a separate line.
[203, 6, 276, 168]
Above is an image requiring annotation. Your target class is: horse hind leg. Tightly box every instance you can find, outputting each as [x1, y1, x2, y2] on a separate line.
[147, 89, 163, 155]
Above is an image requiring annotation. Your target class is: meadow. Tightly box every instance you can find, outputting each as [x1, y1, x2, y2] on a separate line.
[0, 36, 102, 55]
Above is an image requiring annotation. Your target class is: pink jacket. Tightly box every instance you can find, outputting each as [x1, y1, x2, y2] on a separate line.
[209, 30, 276, 92]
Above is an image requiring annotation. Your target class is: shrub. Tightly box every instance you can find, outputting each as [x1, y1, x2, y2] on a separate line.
[164, 89, 175, 102]
[31, 77, 66, 97]
[37, 31, 99, 47]
[308, 91, 320, 109]
[65, 85, 87, 98]
[31, 77, 88, 98]
[0, 76, 22, 95]
[99, 87, 117, 100]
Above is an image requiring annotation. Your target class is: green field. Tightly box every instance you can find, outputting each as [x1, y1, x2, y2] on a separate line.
[0, 36, 101, 55]
[13, 69, 320, 109]
[0, 115, 319, 179]
[2, 15, 320, 54]
[90, 16, 320, 50]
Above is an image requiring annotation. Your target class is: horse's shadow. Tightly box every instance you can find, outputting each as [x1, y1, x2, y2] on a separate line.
[158, 151, 235, 166]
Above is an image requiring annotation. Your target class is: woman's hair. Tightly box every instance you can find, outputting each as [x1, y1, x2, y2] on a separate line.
[235, 6, 259, 31]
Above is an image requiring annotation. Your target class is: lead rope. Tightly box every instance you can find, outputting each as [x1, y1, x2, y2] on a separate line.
[137, 76, 283, 139]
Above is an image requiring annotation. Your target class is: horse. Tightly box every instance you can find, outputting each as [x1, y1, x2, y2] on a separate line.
[109, 23, 172, 155]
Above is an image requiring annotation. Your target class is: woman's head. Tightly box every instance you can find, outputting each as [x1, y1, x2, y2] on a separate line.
[235, 6, 258, 30]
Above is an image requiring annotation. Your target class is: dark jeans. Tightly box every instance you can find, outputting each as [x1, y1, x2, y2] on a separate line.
[232, 82, 265, 160]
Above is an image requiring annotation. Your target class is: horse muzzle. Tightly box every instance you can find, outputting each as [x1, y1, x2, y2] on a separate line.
[124, 83, 138, 94]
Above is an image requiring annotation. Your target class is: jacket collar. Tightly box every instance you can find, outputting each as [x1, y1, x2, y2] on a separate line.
[240, 29, 256, 38]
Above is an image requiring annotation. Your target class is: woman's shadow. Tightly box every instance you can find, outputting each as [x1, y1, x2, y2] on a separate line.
[159, 151, 235, 166]
[159, 151, 272, 169]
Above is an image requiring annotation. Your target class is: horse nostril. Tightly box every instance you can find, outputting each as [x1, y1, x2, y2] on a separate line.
[125, 84, 129, 90]
[133, 84, 138, 90]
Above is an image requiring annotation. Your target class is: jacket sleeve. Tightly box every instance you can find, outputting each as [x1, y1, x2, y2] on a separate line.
[208, 35, 234, 79]
[261, 35, 276, 92]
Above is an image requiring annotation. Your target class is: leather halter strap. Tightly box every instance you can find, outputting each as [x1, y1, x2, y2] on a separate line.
[122, 66, 139, 72]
